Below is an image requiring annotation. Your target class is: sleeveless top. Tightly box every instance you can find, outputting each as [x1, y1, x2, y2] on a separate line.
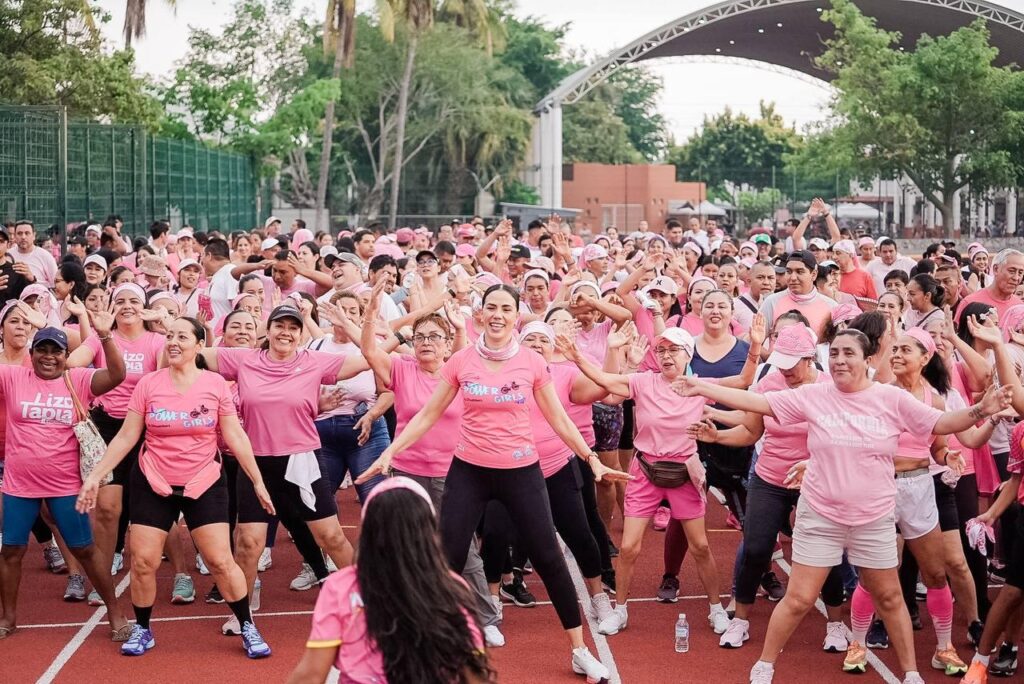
[895, 383, 935, 459]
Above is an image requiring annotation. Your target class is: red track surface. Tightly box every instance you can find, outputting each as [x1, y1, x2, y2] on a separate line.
[1, 488, 986, 683]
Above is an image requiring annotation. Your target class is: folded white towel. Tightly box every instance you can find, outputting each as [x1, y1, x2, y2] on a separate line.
[285, 451, 320, 511]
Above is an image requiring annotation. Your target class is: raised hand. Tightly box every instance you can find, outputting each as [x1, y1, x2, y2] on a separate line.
[967, 313, 1002, 348]
[749, 313, 766, 347]
[626, 335, 650, 368]
[607, 321, 637, 350]
[978, 383, 1014, 417]
[443, 299, 465, 330]
[14, 300, 46, 329]
[89, 309, 115, 337]
[554, 332, 581, 361]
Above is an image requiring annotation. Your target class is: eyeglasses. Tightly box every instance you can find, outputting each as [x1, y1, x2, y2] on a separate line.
[412, 333, 447, 344]
[654, 346, 687, 357]
[417, 259, 438, 267]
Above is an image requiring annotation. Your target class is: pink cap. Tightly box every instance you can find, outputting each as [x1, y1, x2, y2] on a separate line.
[362, 476, 435, 520]
[473, 272, 502, 289]
[455, 243, 476, 258]
[1002, 305, 1024, 342]
[582, 243, 609, 262]
[457, 224, 476, 238]
[832, 239, 857, 256]
[831, 302, 860, 324]
[766, 324, 818, 369]
[652, 327, 695, 355]
[395, 227, 415, 244]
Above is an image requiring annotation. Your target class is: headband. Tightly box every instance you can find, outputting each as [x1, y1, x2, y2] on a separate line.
[905, 327, 937, 355]
[361, 476, 435, 520]
[148, 291, 177, 308]
[569, 280, 601, 299]
[523, 268, 550, 284]
[520, 320, 555, 343]
[687, 276, 716, 295]
[0, 299, 19, 325]
[111, 282, 147, 303]
[682, 242, 703, 256]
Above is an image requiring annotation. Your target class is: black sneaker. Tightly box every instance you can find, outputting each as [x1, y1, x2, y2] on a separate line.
[866, 618, 889, 649]
[759, 571, 785, 602]
[601, 570, 616, 596]
[499, 574, 536, 607]
[656, 574, 679, 603]
[991, 642, 1019, 677]
[608, 540, 619, 558]
[908, 607, 922, 631]
[205, 585, 225, 604]
[967, 619, 984, 647]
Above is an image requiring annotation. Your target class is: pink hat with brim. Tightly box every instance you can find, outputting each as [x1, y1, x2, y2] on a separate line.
[766, 324, 818, 369]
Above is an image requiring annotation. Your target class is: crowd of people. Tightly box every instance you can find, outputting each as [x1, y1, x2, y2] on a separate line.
[1, 207, 1024, 683]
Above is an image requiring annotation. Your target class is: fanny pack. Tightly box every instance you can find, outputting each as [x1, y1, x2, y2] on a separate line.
[635, 451, 690, 489]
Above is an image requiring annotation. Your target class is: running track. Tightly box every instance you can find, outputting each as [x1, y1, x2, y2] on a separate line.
[2, 488, 987, 683]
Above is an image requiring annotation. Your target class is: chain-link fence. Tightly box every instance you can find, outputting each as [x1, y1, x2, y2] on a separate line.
[0, 105, 260, 239]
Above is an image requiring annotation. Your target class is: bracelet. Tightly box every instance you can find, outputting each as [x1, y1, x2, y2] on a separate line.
[394, 332, 407, 346]
[98, 335, 112, 342]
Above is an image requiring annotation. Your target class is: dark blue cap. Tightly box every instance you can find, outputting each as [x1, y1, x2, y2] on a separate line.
[32, 326, 69, 351]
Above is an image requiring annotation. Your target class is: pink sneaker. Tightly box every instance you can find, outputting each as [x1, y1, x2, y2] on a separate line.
[653, 506, 671, 531]
[725, 512, 742, 530]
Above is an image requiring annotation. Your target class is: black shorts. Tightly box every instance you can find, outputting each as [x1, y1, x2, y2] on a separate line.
[617, 399, 635, 450]
[92, 406, 144, 486]
[236, 454, 338, 525]
[128, 463, 229, 532]
[933, 474, 960, 533]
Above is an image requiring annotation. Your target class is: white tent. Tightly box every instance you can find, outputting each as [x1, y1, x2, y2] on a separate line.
[834, 202, 880, 220]
[696, 200, 727, 217]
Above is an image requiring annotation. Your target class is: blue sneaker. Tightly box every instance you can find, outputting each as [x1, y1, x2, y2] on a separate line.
[241, 621, 271, 659]
[120, 624, 155, 656]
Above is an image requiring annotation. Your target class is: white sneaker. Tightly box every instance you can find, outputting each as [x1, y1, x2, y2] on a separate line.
[719, 617, 750, 648]
[749, 660, 774, 683]
[709, 605, 730, 634]
[902, 673, 925, 684]
[597, 605, 627, 636]
[251, 578, 261, 611]
[591, 592, 615, 625]
[823, 621, 848, 652]
[257, 548, 272, 572]
[111, 552, 123, 575]
[196, 554, 209, 576]
[324, 554, 338, 573]
[222, 615, 241, 636]
[340, 473, 352, 490]
[483, 624, 505, 647]
[571, 646, 610, 683]
[490, 594, 503, 623]
[290, 563, 318, 591]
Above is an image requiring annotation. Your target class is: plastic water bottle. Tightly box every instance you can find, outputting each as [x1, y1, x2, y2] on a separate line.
[674, 613, 689, 653]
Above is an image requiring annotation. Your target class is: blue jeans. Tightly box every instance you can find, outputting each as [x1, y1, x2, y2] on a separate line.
[315, 411, 390, 502]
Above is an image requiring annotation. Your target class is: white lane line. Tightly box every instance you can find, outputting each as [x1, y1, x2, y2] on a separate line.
[36, 572, 132, 684]
[561, 539, 621, 684]
[775, 558, 900, 684]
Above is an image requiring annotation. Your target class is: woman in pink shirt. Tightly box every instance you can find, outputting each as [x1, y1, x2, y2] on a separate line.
[68, 282, 167, 600]
[357, 285, 618, 682]
[287, 477, 492, 684]
[675, 329, 1011, 684]
[78, 318, 274, 658]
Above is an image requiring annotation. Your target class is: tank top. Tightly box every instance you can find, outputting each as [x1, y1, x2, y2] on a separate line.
[895, 383, 935, 459]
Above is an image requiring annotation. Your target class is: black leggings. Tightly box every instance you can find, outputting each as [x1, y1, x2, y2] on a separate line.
[441, 458, 582, 630]
[546, 459, 602, 579]
[953, 473, 989, 619]
[575, 457, 613, 575]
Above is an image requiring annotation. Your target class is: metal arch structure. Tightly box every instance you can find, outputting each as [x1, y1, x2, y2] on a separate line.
[529, 0, 1024, 207]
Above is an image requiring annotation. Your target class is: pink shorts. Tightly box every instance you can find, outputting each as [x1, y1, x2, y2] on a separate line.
[623, 456, 706, 520]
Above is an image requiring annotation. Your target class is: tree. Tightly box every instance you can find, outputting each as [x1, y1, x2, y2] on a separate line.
[814, 0, 1024, 235]
[738, 188, 782, 224]
[562, 98, 642, 164]
[607, 66, 669, 161]
[122, 0, 177, 47]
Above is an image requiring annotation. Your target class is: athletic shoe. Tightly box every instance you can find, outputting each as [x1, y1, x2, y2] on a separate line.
[866, 618, 889, 649]
[961, 662, 988, 684]
[121, 624, 155, 656]
[608, 540, 619, 558]
[257, 548, 273, 572]
[725, 511, 742, 530]
[652, 505, 670, 531]
[749, 661, 774, 683]
[571, 646, 609, 684]
[196, 554, 209, 576]
[43, 543, 67, 574]
[290, 563, 318, 591]
[725, 597, 736, 619]
[597, 606, 627, 636]
[111, 552, 123, 575]
[709, 605, 730, 634]
[499, 574, 536, 607]
[601, 569, 616, 596]
[759, 571, 785, 602]
[843, 641, 868, 674]
[222, 615, 241, 636]
[931, 647, 968, 676]
[908, 606, 922, 631]
[63, 574, 86, 602]
[991, 642, 1019, 677]
[325, 554, 338, 573]
[205, 585, 224, 604]
[521, 561, 533, 575]
[490, 595, 503, 623]
[591, 592, 615, 625]
[916, 581, 927, 601]
[171, 574, 195, 604]
[340, 473, 352, 490]
[902, 673, 925, 684]
[967, 620, 984, 648]
[241, 621, 271, 658]
[656, 574, 680, 603]
[87, 590, 102, 606]
[771, 540, 783, 561]
[251, 579, 261, 612]
[823, 621, 848, 653]
[719, 617, 749, 648]
[483, 624, 505, 647]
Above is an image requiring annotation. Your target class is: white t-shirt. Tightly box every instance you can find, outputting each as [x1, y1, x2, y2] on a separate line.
[11, 246, 57, 287]
[208, 263, 239, 319]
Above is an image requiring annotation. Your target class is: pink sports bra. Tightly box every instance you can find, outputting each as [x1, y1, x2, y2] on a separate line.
[895, 383, 936, 460]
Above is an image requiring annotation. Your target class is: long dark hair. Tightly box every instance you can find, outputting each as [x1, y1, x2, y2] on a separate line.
[956, 302, 995, 349]
[846, 311, 886, 357]
[910, 337, 951, 395]
[357, 489, 494, 684]
[911, 273, 944, 308]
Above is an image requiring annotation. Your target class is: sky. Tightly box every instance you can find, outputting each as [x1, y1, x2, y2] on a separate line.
[94, 0, 1024, 144]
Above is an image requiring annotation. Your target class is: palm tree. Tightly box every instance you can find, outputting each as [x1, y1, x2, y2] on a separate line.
[122, 0, 177, 47]
[314, 0, 357, 233]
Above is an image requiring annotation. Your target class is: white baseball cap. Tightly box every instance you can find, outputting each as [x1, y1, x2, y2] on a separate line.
[177, 258, 201, 272]
[260, 237, 280, 251]
[83, 254, 108, 271]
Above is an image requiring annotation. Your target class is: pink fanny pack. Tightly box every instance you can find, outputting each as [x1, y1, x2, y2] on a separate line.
[140, 450, 222, 499]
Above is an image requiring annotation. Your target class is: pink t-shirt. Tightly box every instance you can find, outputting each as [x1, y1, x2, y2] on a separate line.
[633, 307, 682, 371]
[553, 361, 595, 448]
[387, 355, 462, 478]
[439, 346, 550, 469]
[280, 279, 317, 298]
[528, 363, 576, 477]
[575, 319, 614, 365]
[954, 287, 1024, 325]
[765, 382, 942, 525]
[628, 371, 708, 461]
[85, 330, 166, 418]
[308, 566, 483, 683]
[0, 366, 97, 497]
[128, 369, 235, 488]
[1007, 422, 1024, 503]
[216, 348, 344, 456]
[753, 370, 831, 488]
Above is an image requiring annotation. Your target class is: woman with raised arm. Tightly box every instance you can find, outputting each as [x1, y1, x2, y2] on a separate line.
[673, 329, 1011, 684]
[356, 284, 617, 682]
